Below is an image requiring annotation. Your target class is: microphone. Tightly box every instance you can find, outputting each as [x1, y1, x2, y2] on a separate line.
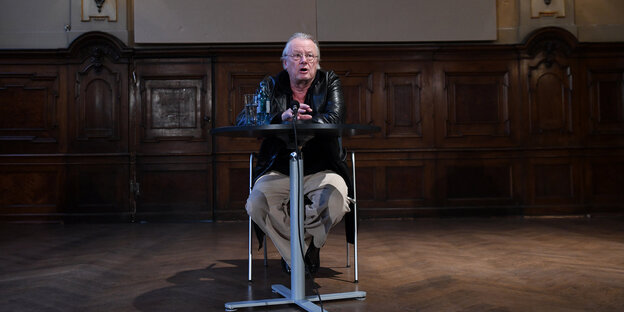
[291, 99, 300, 112]
[291, 100, 300, 121]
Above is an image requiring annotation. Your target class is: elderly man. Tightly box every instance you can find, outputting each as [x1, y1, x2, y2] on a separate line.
[236, 32, 352, 275]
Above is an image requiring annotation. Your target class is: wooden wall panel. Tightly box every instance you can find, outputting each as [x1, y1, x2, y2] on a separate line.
[587, 67, 624, 137]
[350, 154, 435, 217]
[522, 29, 580, 147]
[0, 69, 61, 153]
[439, 158, 518, 207]
[435, 59, 519, 148]
[65, 161, 129, 219]
[528, 64, 574, 136]
[444, 73, 509, 138]
[134, 159, 212, 220]
[213, 60, 281, 154]
[585, 155, 624, 213]
[2, 29, 624, 222]
[68, 47, 129, 153]
[526, 157, 583, 215]
[142, 79, 203, 140]
[386, 165, 425, 199]
[214, 156, 250, 220]
[0, 165, 62, 220]
[385, 72, 423, 137]
[133, 58, 212, 154]
[334, 71, 373, 126]
[132, 58, 213, 221]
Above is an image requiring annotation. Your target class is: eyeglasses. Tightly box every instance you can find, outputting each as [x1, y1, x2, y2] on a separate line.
[285, 53, 317, 62]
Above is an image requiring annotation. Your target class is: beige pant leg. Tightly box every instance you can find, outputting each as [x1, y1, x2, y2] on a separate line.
[302, 171, 350, 249]
[246, 172, 292, 263]
[246, 170, 350, 266]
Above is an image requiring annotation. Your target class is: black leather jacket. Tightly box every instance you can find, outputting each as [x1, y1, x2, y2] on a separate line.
[236, 69, 356, 244]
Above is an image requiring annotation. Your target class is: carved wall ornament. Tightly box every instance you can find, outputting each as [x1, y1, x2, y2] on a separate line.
[531, 0, 565, 18]
[81, 0, 117, 22]
[95, 0, 106, 13]
[525, 28, 577, 61]
[76, 43, 121, 72]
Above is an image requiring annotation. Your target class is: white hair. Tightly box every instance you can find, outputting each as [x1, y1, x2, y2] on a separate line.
[281, 32, 321, 70]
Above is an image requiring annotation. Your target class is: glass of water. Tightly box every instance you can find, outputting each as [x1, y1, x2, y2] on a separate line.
[243, 94, 257, 126]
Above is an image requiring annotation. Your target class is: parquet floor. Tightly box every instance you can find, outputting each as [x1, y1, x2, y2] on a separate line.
[1, 217, 624, 312]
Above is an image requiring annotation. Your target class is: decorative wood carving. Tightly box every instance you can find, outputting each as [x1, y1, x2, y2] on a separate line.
[140, 78, 206, 142]
[524, 29, 576, 138]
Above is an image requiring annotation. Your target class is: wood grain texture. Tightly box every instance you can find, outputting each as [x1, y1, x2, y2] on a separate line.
[1, 217, 623, 311]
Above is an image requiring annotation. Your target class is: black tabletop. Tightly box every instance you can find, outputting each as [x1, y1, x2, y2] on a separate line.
[211, 123, 380, 138]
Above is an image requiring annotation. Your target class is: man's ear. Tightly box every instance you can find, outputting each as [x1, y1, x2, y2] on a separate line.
[282, 59, 287, 70]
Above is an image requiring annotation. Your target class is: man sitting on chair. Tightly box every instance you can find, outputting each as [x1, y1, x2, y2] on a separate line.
[236, 32, 352, 275]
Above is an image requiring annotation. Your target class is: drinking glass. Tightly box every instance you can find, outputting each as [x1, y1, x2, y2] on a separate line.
[243, 94, 257, 125]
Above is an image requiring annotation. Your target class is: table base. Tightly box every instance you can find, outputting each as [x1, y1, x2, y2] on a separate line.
[224, 284, 366, 312]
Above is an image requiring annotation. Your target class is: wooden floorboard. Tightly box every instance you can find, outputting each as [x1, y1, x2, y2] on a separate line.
[1, 217, 624, 311]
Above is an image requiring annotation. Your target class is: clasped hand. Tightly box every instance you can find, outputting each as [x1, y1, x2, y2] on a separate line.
[281, 103, 313, 122]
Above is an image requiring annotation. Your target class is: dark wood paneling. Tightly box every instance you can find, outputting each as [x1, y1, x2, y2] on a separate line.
[68, 43, 129, 153]
[585, 154, 624, 213]
[2, 29, 624, 222]
[132, 58, 213, 221]
[587, 67, 624, 137]
[386, 165, 425, 199]
[135, 157, 212, 220]
[349, 153, 435, 217]
[444, 72, 509, 137]
[213, 61, 281, 154]
[385, 72, 423, 137]
[439, 158, 518, 208]
[522, 28, 580, 147]
[0, 69, 61, 153]
[527, 157, 583, 215]
[133, 58, 212, 154]
[65, 161, 129, 219]
[213, 155, 250, 220]
[0, 165, 62, 219]
[334, 70, 373, 126]
[436, 59, 519, 148]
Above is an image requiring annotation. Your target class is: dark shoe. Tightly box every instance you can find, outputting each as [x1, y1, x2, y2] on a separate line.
[281, 258, 291, 275]
[304, 243, 320, 275]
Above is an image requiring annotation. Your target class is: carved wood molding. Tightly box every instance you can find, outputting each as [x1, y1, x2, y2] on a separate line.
[523, 27, 577, 60]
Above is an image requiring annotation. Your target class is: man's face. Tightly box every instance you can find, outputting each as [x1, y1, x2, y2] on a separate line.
[283, 38, 318, 85]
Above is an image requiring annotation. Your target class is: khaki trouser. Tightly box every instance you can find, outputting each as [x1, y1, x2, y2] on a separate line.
[246, 170, 350, 265]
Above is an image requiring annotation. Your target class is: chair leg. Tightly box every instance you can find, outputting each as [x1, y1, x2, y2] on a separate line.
[346, 241, 351, 268]
[351, 151, 359, 283]
[248, 216, 253, 282]
[263, 236, 268, 266]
